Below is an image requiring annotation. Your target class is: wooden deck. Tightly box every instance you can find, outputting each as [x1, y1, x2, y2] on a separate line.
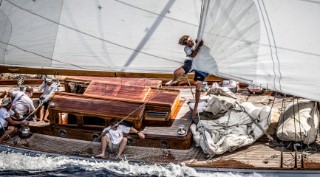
[3, 88, 320, 170]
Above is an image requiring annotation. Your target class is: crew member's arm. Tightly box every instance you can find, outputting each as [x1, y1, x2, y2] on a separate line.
[190, 40, 204, 58]
[5, 117, 29, 126]
[38, 81, 46, 92]
[10, 107, 20, 118]
[101, 126, 111, 136]
[130, 127, 145, 139]
[43, 84, 58, 102]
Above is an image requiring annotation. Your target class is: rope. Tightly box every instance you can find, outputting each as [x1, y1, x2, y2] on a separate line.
[184, 73, 201, 122]
[236, 102, 277, 145]
[279, 95, 287, 168]
[296, 98, 304, 168]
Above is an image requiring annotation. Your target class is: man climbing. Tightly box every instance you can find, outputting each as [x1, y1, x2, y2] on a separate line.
[166, 35, 208, 116]
[165, 35, 204, 86]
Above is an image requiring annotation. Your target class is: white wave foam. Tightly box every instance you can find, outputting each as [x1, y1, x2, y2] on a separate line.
[0, 151, 266, 177]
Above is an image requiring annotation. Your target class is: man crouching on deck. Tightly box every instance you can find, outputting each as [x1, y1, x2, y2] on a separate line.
[96, 118, 145, 159]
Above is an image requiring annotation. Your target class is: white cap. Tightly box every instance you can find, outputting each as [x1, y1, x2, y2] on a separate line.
[1, 97, 12, 106]
[45, 78, 53, 82]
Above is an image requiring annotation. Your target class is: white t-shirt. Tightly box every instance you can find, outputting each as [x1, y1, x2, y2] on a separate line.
[103, 125, 130, 145]
[12, 91, 24, 104]
[0, 107, 10, 128]
[184, 46, 193, 60]
[39, 82, 58, 101]
[12, 91, 35, 116]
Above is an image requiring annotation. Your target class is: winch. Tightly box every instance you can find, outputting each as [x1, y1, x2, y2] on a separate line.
[19, 125, 32, 138]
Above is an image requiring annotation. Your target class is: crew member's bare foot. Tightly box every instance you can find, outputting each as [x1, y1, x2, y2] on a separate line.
[165, 80, 178, 86]
[96, 153, 106, 158]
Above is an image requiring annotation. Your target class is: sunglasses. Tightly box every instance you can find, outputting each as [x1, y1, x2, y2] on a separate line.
[184, 37, 192, 45]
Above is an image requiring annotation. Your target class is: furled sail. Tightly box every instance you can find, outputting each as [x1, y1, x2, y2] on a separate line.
[193, 0, 320, 101]
[0, 0, 201, 73]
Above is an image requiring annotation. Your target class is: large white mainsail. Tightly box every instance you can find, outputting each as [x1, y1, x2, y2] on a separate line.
[0, 0, 201, 73]
[193, 0, 320, 101]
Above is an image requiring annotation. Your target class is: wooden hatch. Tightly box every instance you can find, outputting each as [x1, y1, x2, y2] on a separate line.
[64, 76, 162, 93]
[50, 92, 145, 122]
[84, 81, 151, 102]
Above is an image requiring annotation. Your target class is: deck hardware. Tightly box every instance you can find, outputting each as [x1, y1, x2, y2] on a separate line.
[49, 102, 55, 108]
[92, 133, 100, 141]
[58, 129, 67, 138]
[160, 140, 169, 149]
[177, 124, 187, 136]
[127, 137, 134, 145]
[19, 125, 31, 138]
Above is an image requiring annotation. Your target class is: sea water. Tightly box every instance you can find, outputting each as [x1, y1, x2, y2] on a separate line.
[0, 151, 277, 177]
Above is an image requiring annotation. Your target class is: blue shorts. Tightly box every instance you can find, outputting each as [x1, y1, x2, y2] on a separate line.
[194, 70, 209, 82]
[181, 60, 192, 74]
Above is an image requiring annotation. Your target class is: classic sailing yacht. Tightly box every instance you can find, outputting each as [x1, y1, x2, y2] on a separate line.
[1, 0, 320, 175]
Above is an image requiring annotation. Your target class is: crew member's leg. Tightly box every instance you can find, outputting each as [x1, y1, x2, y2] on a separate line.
[192, 70, 209, 116]
[165, 60, 192, 86]
[96, 135, 111, 158]
[193, 81, 202, 116]
[39, 105, 45, 121]
[0, 126, 17, 143]
[43, 102, 49, 122]
[116, 137, 128, 159]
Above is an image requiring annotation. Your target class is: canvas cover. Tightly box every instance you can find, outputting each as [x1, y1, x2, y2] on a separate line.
[190, 96, 272, 156]
[277, 101, 319, 145]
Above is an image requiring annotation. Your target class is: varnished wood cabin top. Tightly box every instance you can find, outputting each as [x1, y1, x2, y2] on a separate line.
[64, 76, 162, 88]
[84, 81, 151, 102]
[83, 81, 180, 106]
[50, 93, 144, 120]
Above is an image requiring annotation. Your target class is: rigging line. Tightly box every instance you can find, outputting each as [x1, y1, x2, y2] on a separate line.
[260, 0, 283, 93]
[0, 9, 13, 56]
[292, 98, 297, 143]
[211, 33, 320, 58]
[184, 73, 201, 122]
[299, 0, 320, 4]
[5, 0, 179, 64]
[296, 98, 304, 168]
[0, 40, 85, 69]
[256, 0, 278, 92]
[279, 95, 286, 168]
[236, 102, 277, 145]
[50, 0, 64, 68]
[115, 0, 197, 27]
[122, 0, 176, 69]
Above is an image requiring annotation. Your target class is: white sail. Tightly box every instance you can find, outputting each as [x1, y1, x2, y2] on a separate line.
[193, 0, 320, 101]
[0, 0, 201, 73]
